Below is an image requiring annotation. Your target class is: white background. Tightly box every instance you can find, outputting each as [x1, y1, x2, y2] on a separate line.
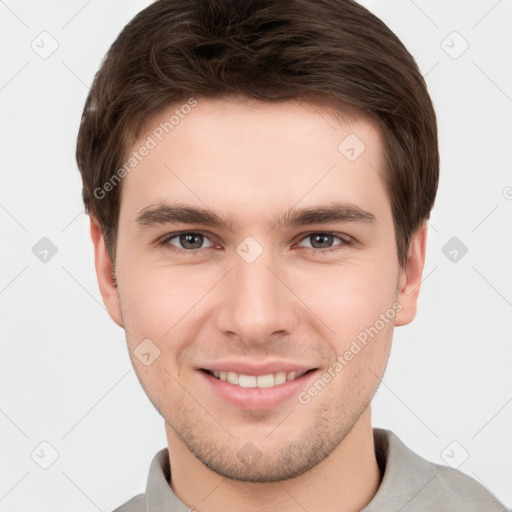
[1, 0, 511, 510]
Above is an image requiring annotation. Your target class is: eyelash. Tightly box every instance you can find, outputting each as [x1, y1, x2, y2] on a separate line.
[159, 231, 353, 255]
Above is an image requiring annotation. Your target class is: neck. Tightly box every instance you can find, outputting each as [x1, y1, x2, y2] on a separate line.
[165, 407, 381, 512]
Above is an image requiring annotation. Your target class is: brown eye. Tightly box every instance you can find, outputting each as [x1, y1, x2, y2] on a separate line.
[163, 232, 215, 251]
[297, 233, 346, 251]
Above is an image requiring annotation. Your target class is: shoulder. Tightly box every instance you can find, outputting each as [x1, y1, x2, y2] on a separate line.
[110, 448, 174, 512]
[427, 464, 507, 511]
[111, 493, 146, 512]
[364, 428, 509, 512]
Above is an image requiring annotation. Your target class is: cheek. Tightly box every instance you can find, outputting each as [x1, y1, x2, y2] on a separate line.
[116, 262, 221, 342]
[291, 257, 399, 339]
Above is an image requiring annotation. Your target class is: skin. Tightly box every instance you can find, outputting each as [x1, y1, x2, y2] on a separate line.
[91, 96, 427, 512]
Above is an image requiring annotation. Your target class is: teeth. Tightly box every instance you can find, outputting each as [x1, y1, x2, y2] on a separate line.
[208, 369, 308, 388]
[239, 374, 257, 388]
[227, 371, 239, 385]
[274, 371, 287, 385]
[256, 374, 274, 388]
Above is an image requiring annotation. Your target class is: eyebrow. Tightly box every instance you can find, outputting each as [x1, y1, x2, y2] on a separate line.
[135, 200, 376, 232]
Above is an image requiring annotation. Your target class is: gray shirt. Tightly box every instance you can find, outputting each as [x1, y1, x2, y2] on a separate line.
[113, 428, 508, 511]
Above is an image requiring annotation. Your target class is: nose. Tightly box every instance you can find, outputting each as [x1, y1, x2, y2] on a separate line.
[214, 243, 300, 347]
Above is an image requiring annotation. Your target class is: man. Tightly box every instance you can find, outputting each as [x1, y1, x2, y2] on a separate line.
[75, 0, 507, 510]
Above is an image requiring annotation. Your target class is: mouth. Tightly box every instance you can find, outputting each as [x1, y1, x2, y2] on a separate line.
[200, 368, 316, 389]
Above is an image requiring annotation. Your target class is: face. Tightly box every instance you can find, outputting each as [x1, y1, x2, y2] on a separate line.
[92, 96, 425, 482]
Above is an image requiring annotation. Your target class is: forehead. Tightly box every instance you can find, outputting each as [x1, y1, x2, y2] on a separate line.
[119, 96, 388, 226]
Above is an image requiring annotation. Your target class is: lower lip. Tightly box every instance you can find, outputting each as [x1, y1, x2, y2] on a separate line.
[199, 370, 317, 411]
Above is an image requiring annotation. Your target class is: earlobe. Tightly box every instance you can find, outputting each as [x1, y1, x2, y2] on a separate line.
[394, 222, 428, 327]
[89, 217, 124, 328]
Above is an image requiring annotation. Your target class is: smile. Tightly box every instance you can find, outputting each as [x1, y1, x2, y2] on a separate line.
[203, 369, 308, 388]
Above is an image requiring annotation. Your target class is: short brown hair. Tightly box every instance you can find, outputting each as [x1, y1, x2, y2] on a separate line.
[76, 0, 439, 266]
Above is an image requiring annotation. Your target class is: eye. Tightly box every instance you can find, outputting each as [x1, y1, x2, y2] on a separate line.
[161, 231, 216, 252]
[296, 232, 350, 253]
[159, 231, 351, 255]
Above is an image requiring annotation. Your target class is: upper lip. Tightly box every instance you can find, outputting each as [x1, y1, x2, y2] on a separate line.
[198, 360, 317, 376]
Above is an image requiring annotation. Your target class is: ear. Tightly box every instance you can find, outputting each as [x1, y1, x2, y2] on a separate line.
[89, 216, 124, 328]
[394, 222, 428, 326]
